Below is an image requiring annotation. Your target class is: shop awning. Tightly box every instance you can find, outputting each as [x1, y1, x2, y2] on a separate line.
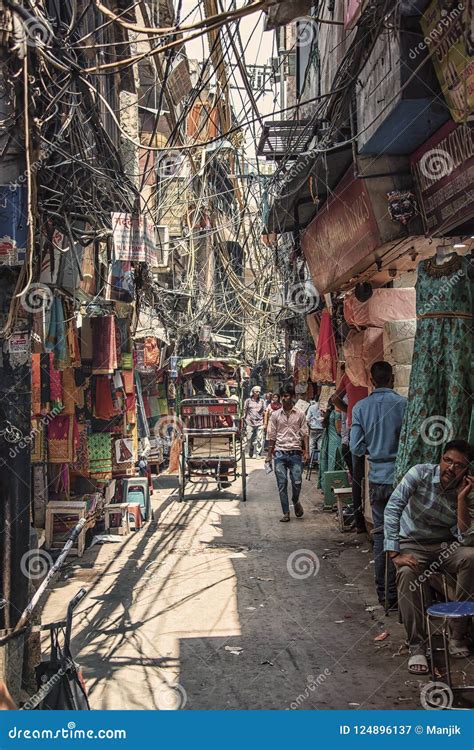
[264, 144, 353, 234]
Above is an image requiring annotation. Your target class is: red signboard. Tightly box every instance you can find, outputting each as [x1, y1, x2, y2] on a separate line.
[301, 167, 381, 294]
[411, 121, 474, 236]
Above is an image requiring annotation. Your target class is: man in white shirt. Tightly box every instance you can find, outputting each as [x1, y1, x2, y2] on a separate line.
[306, 397, 324, 462]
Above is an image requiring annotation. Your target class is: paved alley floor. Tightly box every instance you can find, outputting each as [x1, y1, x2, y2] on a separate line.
[40, 460, 471, 710]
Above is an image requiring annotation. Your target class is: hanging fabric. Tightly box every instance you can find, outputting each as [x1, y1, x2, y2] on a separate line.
[88, 433, 113, 481]
[395, 254, 473, 481]
[48, 415, 76, 463]
[91, 316, 118, 374]
[312, 309, 338, 383]
[32, 354, 42, 416]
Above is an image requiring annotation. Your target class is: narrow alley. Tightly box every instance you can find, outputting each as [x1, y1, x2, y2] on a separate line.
[41, 464, 422, 711]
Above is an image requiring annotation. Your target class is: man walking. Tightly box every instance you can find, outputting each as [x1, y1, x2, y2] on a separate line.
[244, 385, 264, 458]
[266, 383, 309, 522]
[384, 440, 474, 674]
[350, 361, 407, 608]
[306, 393, 324, 463]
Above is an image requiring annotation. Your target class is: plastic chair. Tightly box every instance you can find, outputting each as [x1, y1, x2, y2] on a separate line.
[426, 602, 474, 693]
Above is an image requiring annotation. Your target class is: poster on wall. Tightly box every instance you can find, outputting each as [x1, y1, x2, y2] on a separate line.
[421, 0, 473, 123]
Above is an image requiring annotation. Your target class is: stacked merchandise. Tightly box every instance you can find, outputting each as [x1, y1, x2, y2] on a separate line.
[31, 299, 139, 535]
[343, 289, 416, 388]
[383, 319, 416, 397]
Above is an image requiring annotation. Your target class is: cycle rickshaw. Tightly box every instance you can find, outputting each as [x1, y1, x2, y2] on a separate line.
[175, 358, 247, 502]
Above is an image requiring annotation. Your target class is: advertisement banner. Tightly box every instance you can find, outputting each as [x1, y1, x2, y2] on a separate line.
[411, 121, 474, 235]
[111, 213, 157, 266]
[420, 0, 473, 123]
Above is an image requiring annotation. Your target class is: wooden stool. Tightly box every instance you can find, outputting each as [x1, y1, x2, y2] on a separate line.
[45, 501, 88, 558]
[333, 487, 353, 532]
[104, 503, 130, 536]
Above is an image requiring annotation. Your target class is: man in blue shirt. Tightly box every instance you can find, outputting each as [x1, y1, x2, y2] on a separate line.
[385, 440, 474, 674]
[350, 361, 407, 608]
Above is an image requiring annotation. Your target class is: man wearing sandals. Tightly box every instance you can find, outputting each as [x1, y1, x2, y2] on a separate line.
[384, 439, 474, 674]
[266, 383, 309, 522]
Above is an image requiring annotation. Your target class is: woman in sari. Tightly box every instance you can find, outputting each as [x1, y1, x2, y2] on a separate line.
[317, 398, 345, 488]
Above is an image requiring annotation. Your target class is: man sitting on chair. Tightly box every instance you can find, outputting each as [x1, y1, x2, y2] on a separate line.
[384, 439, 474, 675]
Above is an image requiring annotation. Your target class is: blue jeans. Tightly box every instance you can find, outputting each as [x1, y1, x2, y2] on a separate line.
[274, 451, 303, 514]
[369, 482, 397, 604]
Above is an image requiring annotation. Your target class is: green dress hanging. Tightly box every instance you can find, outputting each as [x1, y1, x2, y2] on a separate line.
[395, 254, 473, 483]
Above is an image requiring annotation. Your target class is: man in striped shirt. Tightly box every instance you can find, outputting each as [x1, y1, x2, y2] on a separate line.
[384, 439, 474, 674]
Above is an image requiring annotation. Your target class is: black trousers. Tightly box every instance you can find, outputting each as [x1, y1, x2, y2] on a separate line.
[351, 452, 366, 530]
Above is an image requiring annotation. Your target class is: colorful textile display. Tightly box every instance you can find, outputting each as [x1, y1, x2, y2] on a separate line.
[62, 369, 77, 415]
[45, 297, 69, 369]
[66, 316, 81, 367]
[71, 421, 90, 475]
[144, 337, 160, 367]
[344, 288, 416, 329]
[294, 351, 309, 384]
[343, 328, 384, 388]
[91, 316, 118, 374]
[88, 433, 113, 481]
[312, 309, 337, 383]
[31, 418, 46, 462]
[49, 353, 63, 409]
[94, 376, 116, 420]
[395, 254, 473, 481]
[48, 415, 77, 463]
[32, 353, 42, 416]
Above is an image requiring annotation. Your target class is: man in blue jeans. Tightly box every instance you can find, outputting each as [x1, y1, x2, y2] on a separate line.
[350, 362, 407, 607]
[266, 383, 309, 522]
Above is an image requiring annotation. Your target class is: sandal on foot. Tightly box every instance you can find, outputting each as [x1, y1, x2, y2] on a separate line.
[449, 639, 470, 658]
[294, 502, 304, 518]
[408, 654, 429, 675]
[280, 513, 290, 522]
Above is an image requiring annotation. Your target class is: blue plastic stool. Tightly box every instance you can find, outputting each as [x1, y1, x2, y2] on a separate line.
[426, 601, 474, 695]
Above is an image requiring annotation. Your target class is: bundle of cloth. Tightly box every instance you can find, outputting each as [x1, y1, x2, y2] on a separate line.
[343, 289, 416, 389]
[383, 319, 416, 398]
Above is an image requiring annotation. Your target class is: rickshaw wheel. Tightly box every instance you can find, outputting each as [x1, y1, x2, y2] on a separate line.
[241, 448, 247, 502]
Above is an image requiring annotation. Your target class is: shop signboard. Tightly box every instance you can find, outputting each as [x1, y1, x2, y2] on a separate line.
[301, 167, 381, 294]
[420, 0, 473, 123]
[411, 121, 474, 235]
[111, 212, 157, 266]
